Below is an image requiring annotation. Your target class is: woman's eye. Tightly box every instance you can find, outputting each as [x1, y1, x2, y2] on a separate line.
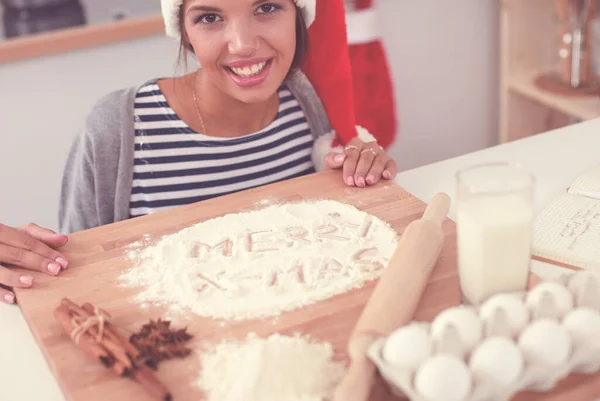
[197, 13, 222, 24]
[256, 3, 281, 14]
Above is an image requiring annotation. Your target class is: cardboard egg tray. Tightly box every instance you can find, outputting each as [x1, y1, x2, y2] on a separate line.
[367, 270, 600, 401]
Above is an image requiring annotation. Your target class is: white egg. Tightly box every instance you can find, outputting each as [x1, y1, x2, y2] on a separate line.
[526, 282, 574, 318]
[382, 324, 433, 370]
[414, 354, 472, 401]
[518, 319, 572, 367]
[562, 307, 600, 347]
[479, 293, 529, 337]
[431, 306, 483, 352]
[567, 271, 600, 309]
[469, 336, 524, 388]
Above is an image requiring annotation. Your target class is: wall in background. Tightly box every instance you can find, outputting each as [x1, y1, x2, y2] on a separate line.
[0, 34, 180, 230]
[0, 0, 500, 231]
[380, 0, 500, 169]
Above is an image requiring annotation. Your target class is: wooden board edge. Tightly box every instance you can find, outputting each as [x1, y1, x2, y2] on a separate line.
[532, 255, 583, 271]
[0, 15, 165, 64]
[59, 171, 418, 243]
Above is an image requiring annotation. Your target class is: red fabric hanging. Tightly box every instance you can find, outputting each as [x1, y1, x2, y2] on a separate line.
[347, 0, 397, 149]
[302, 0, 358, 148]
[301, 0, 397, 149]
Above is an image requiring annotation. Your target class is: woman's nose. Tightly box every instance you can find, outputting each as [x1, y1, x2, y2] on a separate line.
[227, 22, 258, 57]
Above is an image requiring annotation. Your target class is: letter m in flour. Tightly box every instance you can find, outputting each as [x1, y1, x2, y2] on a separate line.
[190, 239, 233, 259]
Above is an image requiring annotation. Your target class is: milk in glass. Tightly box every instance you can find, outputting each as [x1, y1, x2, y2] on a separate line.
[456, 163, 534, 305]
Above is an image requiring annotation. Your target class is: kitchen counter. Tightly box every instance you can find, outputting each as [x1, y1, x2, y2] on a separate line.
[1, 118, 599, 400]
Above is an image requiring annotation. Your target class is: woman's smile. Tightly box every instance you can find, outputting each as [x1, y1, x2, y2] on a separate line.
[224, 57, 274, 87]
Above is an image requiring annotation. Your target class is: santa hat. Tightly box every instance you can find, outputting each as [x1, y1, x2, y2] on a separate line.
[301, 0, 376, 168]
[161, 0, 316, 38]
[160, 0, 376, 170]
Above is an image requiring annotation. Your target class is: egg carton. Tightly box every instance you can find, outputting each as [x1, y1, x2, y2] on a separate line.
[367, 270, 600, 401]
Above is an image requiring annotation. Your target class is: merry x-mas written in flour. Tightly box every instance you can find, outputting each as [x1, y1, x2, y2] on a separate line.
[119, 200, 399, 321]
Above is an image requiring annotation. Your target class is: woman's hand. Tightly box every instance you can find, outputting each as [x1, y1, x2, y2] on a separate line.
[324, 137, 398, 187]
[0, 223, 68, 304]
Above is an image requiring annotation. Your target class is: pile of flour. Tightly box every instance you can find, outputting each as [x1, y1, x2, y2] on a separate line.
[120, 200, 398, 320]
[196, 333, 346, 401]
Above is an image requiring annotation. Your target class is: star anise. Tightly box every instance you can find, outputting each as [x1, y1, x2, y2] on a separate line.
[129, 319, 193, 370]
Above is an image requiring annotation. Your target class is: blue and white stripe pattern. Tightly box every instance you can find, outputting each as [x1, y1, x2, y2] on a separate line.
[129, 81, 315, 217]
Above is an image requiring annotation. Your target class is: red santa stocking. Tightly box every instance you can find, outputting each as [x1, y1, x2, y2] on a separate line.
[346, 0, 397, 149]
[302, 0, 359, 149]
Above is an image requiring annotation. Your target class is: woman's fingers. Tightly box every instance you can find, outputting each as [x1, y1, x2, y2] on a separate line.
[383, 158, 398, 180]
[353, 149, 377, 187]
[323, 152, 346, 170]
[18, 223, 68, 250]
[0, 243, 63, 276]
[0, 264, 33, 289]
[343, 143, 362, 186]
[334, 138, 397, 186]
[0, 224, 68, 270]
[0, 286, 15, 304]
[366, 153, 390, 185]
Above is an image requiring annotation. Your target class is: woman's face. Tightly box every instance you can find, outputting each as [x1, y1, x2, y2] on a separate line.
[183, 0, 298, 104]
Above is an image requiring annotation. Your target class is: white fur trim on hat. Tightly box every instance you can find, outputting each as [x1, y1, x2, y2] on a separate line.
[312, 131, 342, 172]
[161, 0, 316, 39]
[311, 126, 379, 172]
[292, 0, 316, 26]
[355, 125, 377, 144]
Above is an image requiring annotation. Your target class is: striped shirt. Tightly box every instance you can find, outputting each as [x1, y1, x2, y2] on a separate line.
[129, 81, 316, 218]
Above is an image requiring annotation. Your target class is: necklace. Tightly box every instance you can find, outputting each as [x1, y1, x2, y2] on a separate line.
[192, 71, 208, 135]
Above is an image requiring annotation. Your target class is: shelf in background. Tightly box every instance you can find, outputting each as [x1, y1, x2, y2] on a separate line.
[507, 68, 600, 122]
[0, 15, 164, 64]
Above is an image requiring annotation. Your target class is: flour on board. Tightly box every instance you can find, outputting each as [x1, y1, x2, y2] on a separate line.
[195, 333, 346, 401]
[120, 200, 399, 320]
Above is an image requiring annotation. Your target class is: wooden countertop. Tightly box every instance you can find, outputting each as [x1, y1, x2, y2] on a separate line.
[2, 119, 600, 400]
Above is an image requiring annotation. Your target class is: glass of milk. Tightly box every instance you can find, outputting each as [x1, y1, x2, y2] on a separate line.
[456, 162, 535, 305]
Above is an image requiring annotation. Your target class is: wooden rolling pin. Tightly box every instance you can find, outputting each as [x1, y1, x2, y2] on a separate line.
[333, 192, 451, 401]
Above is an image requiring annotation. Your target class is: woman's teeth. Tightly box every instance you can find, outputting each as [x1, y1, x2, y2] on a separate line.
[229, 61, 268, 78]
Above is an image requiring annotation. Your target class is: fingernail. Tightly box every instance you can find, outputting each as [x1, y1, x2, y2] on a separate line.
[334, 154, 345, 163]
[367, 175, 375, 184]
[383, 171, 392, 179]
[19, 275, 33, 286]
[56, 257, 68, 269]
[48, 262, 61, 275]
[358, 177, 366, 187]
[4, 293, 14, 303]
[346, 177, 354, 186]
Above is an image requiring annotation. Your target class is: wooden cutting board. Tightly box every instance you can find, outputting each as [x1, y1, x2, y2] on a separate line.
[11, 170, 600, 401]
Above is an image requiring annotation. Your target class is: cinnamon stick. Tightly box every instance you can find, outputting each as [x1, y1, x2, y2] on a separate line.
[61, 299, 133, 371]
[81, 302, 142, 360]
[54, 304, 130, 376]
[53, 305, 115, 369]
[55, 298, 173, 401]
[134, 365, 173, 401]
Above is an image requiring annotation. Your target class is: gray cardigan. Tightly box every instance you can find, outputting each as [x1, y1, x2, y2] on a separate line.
[58, 71, 332, 234]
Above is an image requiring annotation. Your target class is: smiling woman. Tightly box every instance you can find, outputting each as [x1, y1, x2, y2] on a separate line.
[0, 0, 400, 304]
[56, 0, 399, 234]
